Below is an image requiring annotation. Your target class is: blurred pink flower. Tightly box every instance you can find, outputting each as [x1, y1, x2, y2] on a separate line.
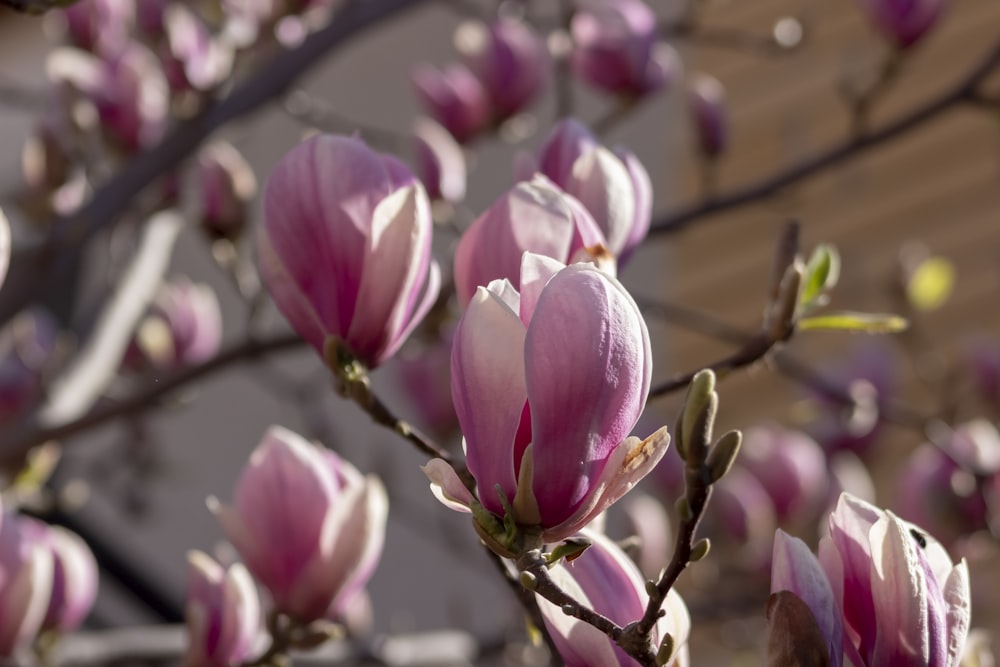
[212, 426, 388, 622]
[411, 64, 490, 144]
[184, 551, 261, 667]
[571, 0, 679, 97]
[453, 175, 608, 307]
[529, 119, 651, 261]
[411, 117, 466, 203]
[687, 73, 727, 157]
[859, 0, 948, 48]
[0, 509, 53, 656]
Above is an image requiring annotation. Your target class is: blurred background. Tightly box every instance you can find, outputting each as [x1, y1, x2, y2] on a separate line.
[0, 0, 998, 664]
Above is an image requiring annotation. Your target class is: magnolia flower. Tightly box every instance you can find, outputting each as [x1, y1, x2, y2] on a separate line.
[19, 520, 99, 633]
[859, 0, 948, 48]
[539, 529, 689, 667]
[739, 424, 829, 523]
[0, 510, 53, 656]
[768, 493, 971, 667]
[571, 0, 679, 97]
[411, 64, 490, 144]
[411, 117, 466, 203]
[58, 0, 135, 55]
[528, 119, 651, 261]
[424, 253, 668, 546]
[212, 426, 388, 622]
[128, 279, 222, 372]
[184, 551, 260, 667]
[453, 176, 609, 307]
[258, 134, 440, 369]
[454, 17, 550, 120]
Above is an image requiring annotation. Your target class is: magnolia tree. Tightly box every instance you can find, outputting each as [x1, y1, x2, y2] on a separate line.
[0, 0, 996, 665]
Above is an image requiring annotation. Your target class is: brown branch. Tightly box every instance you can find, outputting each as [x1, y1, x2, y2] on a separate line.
[0, 333, 305, 468]
[0, 0, 428, 326]
[648, 332, 775, 398]
[648, 38, 1000, 237]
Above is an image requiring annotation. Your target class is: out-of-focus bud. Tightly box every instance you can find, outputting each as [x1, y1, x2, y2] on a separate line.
[57, 0, 134, 55]
[963, 337, 1000, 409]
[805, 340, 897, 456]
[411, 64, 490, 144]
[709, 466, 777, 569]
[739, 424, 829, 524]
[129, 279, 222, 371]
[687, 73, 727, 158]
[620, 493, 672, 579]
[160, 5, 234, 94]
[0, 309, 60, 425]
[47, 43, 169, 153]
[454, 17, 550, 121]
[134, 0, 168, 38]
[895, 421, 1000, 545]
[769, 530, 842, 666]
[532, 118, 651, 260]
[195, 141, 257, 240]
[212, 426, 388, 623]
[425, 253, 667, 545]
[394, 331, 459, 438]
[453, 176, 608, 307]
[825, 493, 970, 666]
[571, 0, 679, 98]
[858, 0, 947, 48]
[0, 209, 9, 292]
[0, 508, 53, 656]
[411, 117, 466, 204]
[20, 519, 98, 633]
[538, 529, 690, 667]
[258, 134, 440, 369]
[183, 551, 261, 667]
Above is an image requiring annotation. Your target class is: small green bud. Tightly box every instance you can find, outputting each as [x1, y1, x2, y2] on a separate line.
[520, 571, 538, 590]
[680, 370, 717, 463]
[561, 604, 575, 616]
[685, 391, 718, 467]
[645, 580, 658, 597]
[546, 538, 592, 566]
[690, 538, 711, 562]
[675, 497, 693, 522]
[656, 633, 675, 666]
[707, 430, 743, 483]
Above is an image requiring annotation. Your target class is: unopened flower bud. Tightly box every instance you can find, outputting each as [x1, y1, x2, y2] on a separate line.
[184, 551, 260, 667]
[688, 73, 727, 158]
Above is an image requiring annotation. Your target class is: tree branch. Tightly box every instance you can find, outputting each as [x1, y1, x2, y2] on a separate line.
[648, 38, 1000, 237]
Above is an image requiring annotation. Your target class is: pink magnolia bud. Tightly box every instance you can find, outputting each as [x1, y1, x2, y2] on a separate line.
[709, 466, 777, 569]
[571, 0, 680, 97]
[411, 117, 466, 203]
[538, 529, 690, 667]
[0, 510, 53, 656]
[18, 521, 98, 634]
[0, 309, 59, 425]
[160, 5, 234, 93]
[425, 253, 668, 543]
[739, 424, 830, 523]
[859, 0, 947, 48]
[58, 0, 135, 55]
[212, 426, 388, 622]
[130, 279, 222, 371]
[47, 43, 169, 153]
[394, 331, 459, 438]
[825, 493, 970, 666]
[411, 64, 491, 144]
[770, 530, 843, 666]
[258, 135, 441, 369]
[196, 141, 257, 240]
[0, 210, 8, 292]
[454, 17, 550, 120]
[184, 551, 261, 667]
[687, 73, 727, 158]
[453, 176, 609, 307]
[534, 119, 650, 260]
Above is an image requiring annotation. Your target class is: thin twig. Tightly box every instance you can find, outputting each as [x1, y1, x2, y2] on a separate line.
[648, 39, 1000, 237]
[0, 333, 305, 467]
